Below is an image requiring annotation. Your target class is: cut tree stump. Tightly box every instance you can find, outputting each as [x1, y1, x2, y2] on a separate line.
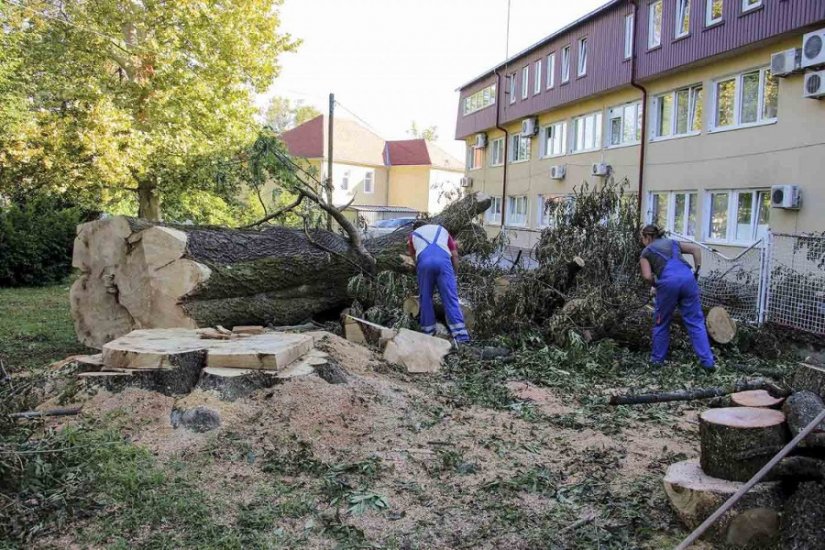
[730, 390, 785, 409]
[782, 391, 825, 450]
[80, 350, 206, 396]
[706, 306, 737, 345]
[780, 481, 825, 550]
[700, 407, 789, 482]
[196, 367, 277, 401]
[383, 328, 451, 374]
[71, 193, 491, 348]
[402, 296, 476, 331]
[663, 459, 785, 547]
[792, 363, 825, 398]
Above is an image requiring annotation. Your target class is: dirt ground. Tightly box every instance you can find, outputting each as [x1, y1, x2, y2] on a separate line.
[32, 332, 705, 549]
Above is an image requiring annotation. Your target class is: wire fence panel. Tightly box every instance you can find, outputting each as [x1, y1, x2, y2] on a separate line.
[765, 233, 825, 335]
[697, 244, 764, 325]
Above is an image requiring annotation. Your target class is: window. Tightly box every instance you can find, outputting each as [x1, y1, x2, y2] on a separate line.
[341, 171, 350, 191]
[364, 171, 374, 194]
[507, 196, 529, 226]
[463, 84, 497, 115]
[540, 121, 567, 157]
[571, 111, 603, 153]
[607, 101, 642, 147]
[676, 0, 690, 38]
[534, 60, 542, 95]
[649, 191, 697, 237]
[624, 14, 634, 59]
[561, 46, 571, 83]
[485, 196, 502, 224]
[577, 38, 588, 77]
[509, 134, 531, 162]
[489, 137, 504, 167]
[712, 67, 778, 130]
[706, 0, 723, 25]
[652, 85, 703, 138]
[509, 73, 516, 104]
[538, 195, 576, 227]
[546, 53, 556, 88]
[742, 0, 761, 13]
[466, 146, 483, 170]
[705, 189, 770, 243]
[648, 0, 663, 48]
[522, 66, 529, 100]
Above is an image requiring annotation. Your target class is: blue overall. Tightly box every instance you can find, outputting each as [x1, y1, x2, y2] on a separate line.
[412, 226, 470, 342]
[646, 240, 715, 368]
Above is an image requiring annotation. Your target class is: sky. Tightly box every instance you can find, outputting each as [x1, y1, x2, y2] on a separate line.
[259, 0, 608, 160]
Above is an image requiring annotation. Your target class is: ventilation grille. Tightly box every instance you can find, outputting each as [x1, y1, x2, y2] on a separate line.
[806, 73, 822, 95]
[805, 34, 823, 61]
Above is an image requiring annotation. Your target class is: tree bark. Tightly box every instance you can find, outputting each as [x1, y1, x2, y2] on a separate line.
[71, 193, 491, 348]
[782, 391, 825, 450]
[608, 378, 788, 406]
[792, 363, 825, 399]
[699, 407, 789, 482]
[137, 181, 161, 221]
[781, 481, 825, 550]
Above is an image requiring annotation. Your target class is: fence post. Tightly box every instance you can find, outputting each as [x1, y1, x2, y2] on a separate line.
[757, 232, 773, 326]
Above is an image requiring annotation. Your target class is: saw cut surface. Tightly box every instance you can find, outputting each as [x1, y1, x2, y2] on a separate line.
[700, 407, 785, 429]
[102, 329, 314, 371]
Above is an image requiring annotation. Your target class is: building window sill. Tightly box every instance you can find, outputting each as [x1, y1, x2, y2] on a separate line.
[569, 148, 601, 156]
[546, 84, 555, 91]
[561, 79, 571, 86]
[577, 73, 587, 80]
[673, 33, 690, 43]
[649, 131, 701, 143]
[740, 4, 764, 17]
[509, 159, 530, 165]
[606, 141, 640, 150]
[505, 223, 528, 229]
[704, 20, 724, 30]
[468, 167, 482, 171]
[485, 220, 502, 226]
[539, 153, 566, 160]
[708, 119, 777, 134]
[647, 44, 662, 52]
[489, 163, 504, 168]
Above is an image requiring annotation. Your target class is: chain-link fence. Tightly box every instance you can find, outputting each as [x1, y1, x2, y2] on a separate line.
[764, 233, 825, 335]
[693, 241, 765, 325]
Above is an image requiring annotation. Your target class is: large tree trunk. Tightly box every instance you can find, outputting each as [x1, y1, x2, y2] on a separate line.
[137, 182, 161, 221]
[71, 193, 491, 348]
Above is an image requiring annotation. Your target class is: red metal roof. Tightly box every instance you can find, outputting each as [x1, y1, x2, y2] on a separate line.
[280, 115, 324, 158]
[384, 139, 431, 166]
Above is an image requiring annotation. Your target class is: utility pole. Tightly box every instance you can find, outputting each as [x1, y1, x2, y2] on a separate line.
[326, 93, 335, 231]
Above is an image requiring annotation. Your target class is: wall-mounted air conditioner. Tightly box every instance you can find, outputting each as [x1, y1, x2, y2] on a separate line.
[521, 117, 538, 136]
[771, 48, 803, 77]
[460, 176, 473, 188]
[591, 162, 610, 177]
[771, 185, 802, 209]
[802, 28, 825, 68]
[550, 165, 566, 180]
[474, 133, 488, 149]
[803, 70, 825, 99]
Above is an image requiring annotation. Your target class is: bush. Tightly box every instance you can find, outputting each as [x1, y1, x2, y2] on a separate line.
[0, 195, 89, 287]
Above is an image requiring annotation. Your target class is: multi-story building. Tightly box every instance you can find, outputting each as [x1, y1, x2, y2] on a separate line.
[281, 115, 464, 225]
[456, 0, 825, 253]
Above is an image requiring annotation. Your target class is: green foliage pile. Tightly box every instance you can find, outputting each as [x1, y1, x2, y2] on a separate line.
[0, 195, 90, 287]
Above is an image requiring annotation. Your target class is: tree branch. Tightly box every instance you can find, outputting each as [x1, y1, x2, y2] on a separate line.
[239, 193, 304, 229]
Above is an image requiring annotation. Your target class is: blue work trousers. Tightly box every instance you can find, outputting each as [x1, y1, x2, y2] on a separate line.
[416, 247, 469, 343]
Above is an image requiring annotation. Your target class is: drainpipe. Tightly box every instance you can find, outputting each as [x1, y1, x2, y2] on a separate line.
[495, 69, 509, 228]
[629, 0, 648, 220]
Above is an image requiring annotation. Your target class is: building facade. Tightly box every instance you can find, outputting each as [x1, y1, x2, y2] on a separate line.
[456, 0, 825, 252]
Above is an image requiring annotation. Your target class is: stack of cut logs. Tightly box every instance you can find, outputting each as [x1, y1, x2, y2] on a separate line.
[664, 361, 825, 548]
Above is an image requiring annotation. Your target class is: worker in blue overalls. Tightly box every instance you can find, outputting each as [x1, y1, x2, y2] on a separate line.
[407, 220, 470, 343]
[639, 224, 715, 370]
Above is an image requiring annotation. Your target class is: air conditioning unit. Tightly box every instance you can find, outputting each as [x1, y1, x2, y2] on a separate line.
[521, 117, 538, 136]
[474, 133, 488, 149]
[591, 162, 610, 177]
[802, 28, 825, 68]
[771, 185, 802, 209]
[803, 70, 825, 99]
[550, 165, 566, 180]
[771, 48, 803, 77]
[460, 176, 473, 188]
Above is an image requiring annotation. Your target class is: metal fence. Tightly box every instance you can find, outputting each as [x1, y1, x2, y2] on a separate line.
[696, 241, 765, 325]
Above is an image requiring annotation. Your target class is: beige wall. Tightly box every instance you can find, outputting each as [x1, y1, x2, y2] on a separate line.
[388, 165, 430, 213]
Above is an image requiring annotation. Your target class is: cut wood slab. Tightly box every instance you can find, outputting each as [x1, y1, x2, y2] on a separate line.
[383, 328, 451, 374]
[730, 390, 784, 409]
[706, 306, 736, 345]
[82, 350, 205, 395]
[700, 407, 789, 482]
[782, 391, 825, 450]
[792, 363, 825, 398]
[664, 459, 785, 547]
[232, 325, 265, 335]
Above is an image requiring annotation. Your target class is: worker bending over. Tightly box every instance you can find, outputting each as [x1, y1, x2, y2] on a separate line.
[407, 220, 470, 343]
[639, 225, 715, 370]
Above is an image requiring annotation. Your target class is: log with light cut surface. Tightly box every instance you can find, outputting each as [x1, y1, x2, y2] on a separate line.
[730, 390, 785, 408]
[792, 363, 825, 398]
[706, 306, 737, 345]
[782, 391, 825, 450]
[700, 407, 789, 482]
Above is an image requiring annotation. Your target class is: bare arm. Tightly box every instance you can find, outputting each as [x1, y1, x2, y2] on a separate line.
[640, 257, 654, 285]
[451, 250, 460, 273]
[679, 241, 702, 273]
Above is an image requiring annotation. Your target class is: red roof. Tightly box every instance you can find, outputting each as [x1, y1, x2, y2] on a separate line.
[384, 139, 431, 166]
[280, 115, 324, 158]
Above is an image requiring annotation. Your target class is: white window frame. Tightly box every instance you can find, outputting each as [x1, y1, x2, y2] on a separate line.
[509, 73, 516, 104]
[534, 60, 542, 95]
[506, 195, 529, 227]
[624, 14, 634, 60]
[538, 195, 576, 228]
[570, 111, 603, 154]
[703, 189, 770, 245]
[650, 84, 703, 140]
[463, 84, 497, 116]
[485, 196, 502, 224]
[607, 101, 642, 148]
[647, 191, 698, 238]
[648, 0, 663, 49]
[561, 46, 571, 83]
[742, 0, 761, 13]
[467, 145, 483, 171]
[509, 134, 531, 163]
[539, 121, 567, 158]
[706, 0, 723, 26]
[546, 53, 556, 89]
[364, 171, 374, 194]
[710, 67, 778, 132]
[341, 170, 350, 191]
[577, 38, 588, 77]
[521, 66, 529, 100]
[489, 137, 504, 167]
[675, 0, 691, 38]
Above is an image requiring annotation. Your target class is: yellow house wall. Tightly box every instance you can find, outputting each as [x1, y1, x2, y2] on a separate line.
[388, 165, 430, 213]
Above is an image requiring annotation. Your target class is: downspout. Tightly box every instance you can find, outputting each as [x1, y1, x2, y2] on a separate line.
[629, 0, 648, 220]
[494, 69, 510, 229]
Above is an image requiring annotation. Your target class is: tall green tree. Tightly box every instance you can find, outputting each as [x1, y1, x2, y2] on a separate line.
[264, 96, 322, 134]
[407, 121, 439, 142]
[0, 0, 298, 220]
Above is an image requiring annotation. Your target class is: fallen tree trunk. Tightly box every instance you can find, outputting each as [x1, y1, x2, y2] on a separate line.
[71, 193, 491, 348]
[609, 378, 788, 406]
[782, 391, 825, 450]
